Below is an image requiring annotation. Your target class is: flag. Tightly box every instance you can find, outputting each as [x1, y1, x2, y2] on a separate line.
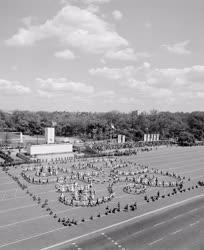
[52, 121, 57, 127]
[111, 123, 115, 129]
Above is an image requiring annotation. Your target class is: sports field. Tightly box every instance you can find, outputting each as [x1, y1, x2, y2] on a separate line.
[0, 146, 204, 250]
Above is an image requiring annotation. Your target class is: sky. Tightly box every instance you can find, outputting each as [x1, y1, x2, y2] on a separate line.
[1, 0, 204, 112]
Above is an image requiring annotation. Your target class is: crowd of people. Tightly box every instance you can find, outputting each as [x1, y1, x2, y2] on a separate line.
[88, 140, 174, 155]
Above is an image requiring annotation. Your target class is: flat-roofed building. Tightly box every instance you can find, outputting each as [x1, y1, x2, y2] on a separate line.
[28, 143, 73, 160]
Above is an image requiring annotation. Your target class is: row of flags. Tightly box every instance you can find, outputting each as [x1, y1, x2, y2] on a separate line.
[144, 134, 160, 142]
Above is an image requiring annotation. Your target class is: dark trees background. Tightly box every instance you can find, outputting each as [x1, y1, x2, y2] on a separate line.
[0, 110, 204, 142]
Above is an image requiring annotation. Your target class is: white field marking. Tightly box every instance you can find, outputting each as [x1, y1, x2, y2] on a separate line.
[0, 204, 84, 229]
[130, 229, 145, 237]
[0, 214, 52, 229]
[0, 194, 27, 202]
[0, 198, 57, 214]
[0, 191, 136, 214]
[0, 199, 147, 229]
[148, 237, 164, 246]
[0, 191, 145, 215]
[123, 205, 204, 242]
[172, 214, 183, 220]
[0, 181, 15, 186]
[190, 221, 200, 227]
[191, 208, 198, 213]
[0, 225, 65, 249]
[0, 187, 19, 193]
[102, 233, 122, 249]
[0, 188, 56, 202]
[153, 221, 166, 227]
[170, 229, 183, 235]
[37, 193, 204, 250]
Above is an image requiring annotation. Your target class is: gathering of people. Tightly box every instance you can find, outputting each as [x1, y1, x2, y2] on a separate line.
[21, 155, 185, 208]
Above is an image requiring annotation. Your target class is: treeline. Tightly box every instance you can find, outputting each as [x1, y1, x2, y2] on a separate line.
[0, 110, 204, 142]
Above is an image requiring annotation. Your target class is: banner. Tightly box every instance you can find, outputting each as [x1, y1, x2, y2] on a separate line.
[144, 134, 147, 142]
[118, 134, 122, 143]
[147, 134, 150, 142]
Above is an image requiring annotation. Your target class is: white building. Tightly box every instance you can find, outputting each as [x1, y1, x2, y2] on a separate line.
[28, 143, 73, 160]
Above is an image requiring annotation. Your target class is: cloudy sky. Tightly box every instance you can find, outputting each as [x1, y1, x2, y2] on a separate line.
[1, 0, 204, 112]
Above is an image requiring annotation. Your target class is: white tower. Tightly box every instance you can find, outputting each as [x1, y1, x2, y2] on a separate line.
[45, 127, 55, 144]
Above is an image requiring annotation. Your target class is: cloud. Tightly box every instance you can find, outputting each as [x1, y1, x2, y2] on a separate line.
[104, 48, 150, 61]
[80, 0, 111, 4]
[0, 79, 31, 94]
[162, 40, 191, 55]
[37, 89, 53, 98]
[54, 49, 76, 60]
[60, 0, 111, 6]
[90, 66, 136, 79]
[112, 10, 123, 20]
[37, 77, 94, 94]
[147, 65, 204, 92]
[145, 22, 152, 29]
[21, 16, 33, 27]
[90, 63, 150, 79]
[6, 4, 128, 55]
[92, 90, 115, 98]
[90, 64, 204, 100]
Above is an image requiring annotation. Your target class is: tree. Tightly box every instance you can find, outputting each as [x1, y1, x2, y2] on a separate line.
[177, 131, 195, 146]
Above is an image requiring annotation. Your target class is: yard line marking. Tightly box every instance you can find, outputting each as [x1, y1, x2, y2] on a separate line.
[190, 221, 200, 227]
[0, 195, 27, 202]
[0, 199, 56, 214]
[153, 221, 166, 227]
[0, 181, 15, 186]
[172, 214, 183, 219]
[170, 229, 183, 235]
[148, 237, 164, 246]
[0, 225, 65, 249]
[0, 187, 19, 193]
[0, 189, 56, 202]
[0, 205, 84, 229]
[191, 208, 198, 213]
